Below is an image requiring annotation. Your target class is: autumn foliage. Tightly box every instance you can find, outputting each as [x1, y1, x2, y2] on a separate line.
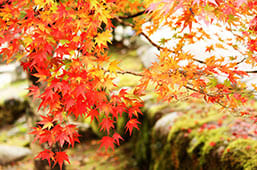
[0, 0, 257, 169]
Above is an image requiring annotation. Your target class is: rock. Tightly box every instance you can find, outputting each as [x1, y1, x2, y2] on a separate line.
[0, 145, 31, 165]
[0, 99, 30, 127]
[0, 62, 26, 88]
[153, 112, 179, 138]
[137, 45, 159, 68]
[7, 123, 28, 137]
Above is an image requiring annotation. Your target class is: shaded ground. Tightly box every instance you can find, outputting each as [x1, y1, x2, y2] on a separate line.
[66, 140, 140, 170]
[0, 138, 140, 170]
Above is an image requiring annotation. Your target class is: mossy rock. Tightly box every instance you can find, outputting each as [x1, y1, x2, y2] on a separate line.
[187, 127, 230, 169]
[150, 130, 193, 170]
[222, 139, 257, 170]
[168, 111, 223, 142]
[132, 113, 152, 169]
[149, 108, 257, 170]
[0, 98, 30, 127]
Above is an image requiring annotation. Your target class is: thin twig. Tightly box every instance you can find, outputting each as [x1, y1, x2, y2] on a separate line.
[236, 57, 246, 65]
[184, 85, 228, 108]
[245, 70, 257, 73]
[118, 10, 146, 19]
[117, 70, 143, 76]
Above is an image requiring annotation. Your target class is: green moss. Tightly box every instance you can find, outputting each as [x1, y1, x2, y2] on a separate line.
[167, 111, 223, 142]
[134, 114, 151, 167]
[146, 102, 170, 119]
[151, 144, 173, 170]
[116, 112, 127, 135]
[222, 139, 257, 170]
[0, 79, 29, 104]
[188, 127, 230, 165]
[0, 130, 29, 147]
[90, 111, 129, 138]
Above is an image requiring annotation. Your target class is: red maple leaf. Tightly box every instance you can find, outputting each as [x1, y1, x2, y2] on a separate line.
[98, 136, 115, 152]
[37, 115, 54, 130]
[35, 149, 55, 166]
[112, 132, 124, 146]
[125, 119, 141, 135]
[53, 151, 70, 170]
[99, 118, 115, 135]
[27, 85, 40, 102]
[86, 109, 99, 123]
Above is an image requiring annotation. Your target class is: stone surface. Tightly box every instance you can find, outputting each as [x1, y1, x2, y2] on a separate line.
[0, 99, 30, 127]
[137, 45, 159, 68]
[0, 145, 31, 165]
[153, 112, 179, 137]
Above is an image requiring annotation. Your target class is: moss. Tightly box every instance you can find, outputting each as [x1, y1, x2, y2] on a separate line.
[134, 113, 151, 168]
[222, 139, 257, 170]
[150, 143, 173, 170]
[0, 80, 29, 104]
[188, 127, 230, 166]
[151, 130, 193, 170]
[0, 131, 29, 147]
[146, 102, 170, 119]
[0, 79, 28, 90]
[116, 112, 127, 135]
[168, 110, 223, 142]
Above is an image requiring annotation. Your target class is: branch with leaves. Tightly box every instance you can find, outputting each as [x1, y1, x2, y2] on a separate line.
[1, 0, 257, 169]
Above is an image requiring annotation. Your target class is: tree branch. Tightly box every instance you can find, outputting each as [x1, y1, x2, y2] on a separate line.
[236, 57, 246, 65]
[118, 10, 146, 19]
[183, 85, 229, 108]
[117, 70, 143, 76]
[245, 70, 257, 73]
[140, 32, 206, 64]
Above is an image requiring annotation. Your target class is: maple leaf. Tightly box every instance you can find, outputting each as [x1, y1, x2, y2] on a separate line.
[95, 30, 112, 47]
[53, 151, 70, 170]
[205, 45, 214, 53]
[99, 118, 115, 135]
[98, 136, 115, 152]
[125, 119, 141, 136]
[27, 85, 40, 102]
[108, 60, 121, 74]
[35, 149, 55, 166]
[113, 132, 124, 146]
[53, 125, 71, 147]
[29, 126, 43, 143]
[37, 115, 54, 130]
[38, 130, 56, 147]
[86, 109, 100, 123]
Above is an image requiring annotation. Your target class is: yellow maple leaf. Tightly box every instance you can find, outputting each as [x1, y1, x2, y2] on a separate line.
[95, 30, 112, 46]
[108, 60, 121, 74]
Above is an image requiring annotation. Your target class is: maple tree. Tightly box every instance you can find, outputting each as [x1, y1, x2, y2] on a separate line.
[0, 0, 257, 169]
